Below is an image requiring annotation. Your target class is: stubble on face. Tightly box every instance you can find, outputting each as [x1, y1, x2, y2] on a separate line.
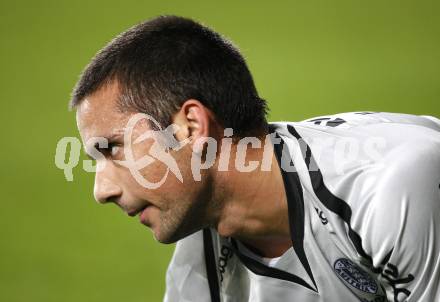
[76, 81, 223, 244]
[149, 146, 220, 244]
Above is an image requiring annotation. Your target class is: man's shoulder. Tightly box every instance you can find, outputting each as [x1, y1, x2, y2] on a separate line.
[270, 111, 440, 246]
[270, 111, 440, 184]
[271, 111, 440, 134]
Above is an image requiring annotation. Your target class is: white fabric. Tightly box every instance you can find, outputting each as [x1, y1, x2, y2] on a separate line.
[164, 111, 440, 302]
[235, 240, 284, 268]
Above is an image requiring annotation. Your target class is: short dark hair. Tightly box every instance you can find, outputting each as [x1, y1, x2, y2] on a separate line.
[70, 15, 268, 137]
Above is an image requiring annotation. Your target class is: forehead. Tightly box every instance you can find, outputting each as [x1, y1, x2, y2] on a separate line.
[76, 82, 129, 141]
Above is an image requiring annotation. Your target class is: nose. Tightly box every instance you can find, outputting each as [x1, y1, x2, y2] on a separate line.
[93, 170, 122, 204]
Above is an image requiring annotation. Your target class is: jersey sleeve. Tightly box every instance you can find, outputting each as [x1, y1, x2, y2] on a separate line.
[359, 137, 440, 302]
[163, 230, 211, 302]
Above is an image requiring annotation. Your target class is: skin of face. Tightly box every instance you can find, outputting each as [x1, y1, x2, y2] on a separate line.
[76, 81, 222, 244]
[76, 81, 293, 257]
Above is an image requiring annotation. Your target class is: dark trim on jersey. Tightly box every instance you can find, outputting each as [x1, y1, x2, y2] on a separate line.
[272, 131, 318, 290]
[306, 117, 346, 127]
[381, 249, 393, 265]
[371, 248, 394, 274]
[220, 126, 318, 292]
[354, 111, 375, 115]
[286, 124, 374, 265]
[203, 229, 221, 302]
[229, 239, 316, 291]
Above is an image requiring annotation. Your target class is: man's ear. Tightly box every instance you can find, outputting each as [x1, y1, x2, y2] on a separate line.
[171, 99, 213, 144]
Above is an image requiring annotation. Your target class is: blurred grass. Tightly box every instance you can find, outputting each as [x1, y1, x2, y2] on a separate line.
[0, 0, 439, 301]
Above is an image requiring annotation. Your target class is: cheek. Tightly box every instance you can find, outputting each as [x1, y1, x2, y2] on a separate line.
[125, 140, 172, 185]
[111, 164, 143, 196]
[139, 160, 171, 184]
[138, 145, 194, 187]
[126, 142, 204, 202]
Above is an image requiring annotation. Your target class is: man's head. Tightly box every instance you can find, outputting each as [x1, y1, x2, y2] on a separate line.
[71, 15, 267, 136]
[72, 15, 268, 243]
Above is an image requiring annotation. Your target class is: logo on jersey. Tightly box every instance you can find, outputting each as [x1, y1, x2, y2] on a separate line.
[218, 245, 233, 282]
[334, 258, 378, 294]
[314, 207, 328, 225]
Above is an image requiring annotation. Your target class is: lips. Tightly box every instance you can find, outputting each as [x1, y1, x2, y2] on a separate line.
[127, 203, 150, 217]
[138, 205, 153, 226]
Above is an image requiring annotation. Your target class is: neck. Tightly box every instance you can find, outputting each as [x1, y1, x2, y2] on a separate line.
[212, 142, 292, 258]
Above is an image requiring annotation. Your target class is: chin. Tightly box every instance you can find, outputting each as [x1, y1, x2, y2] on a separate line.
[152, 202, 207, 244]
[155, 236, 177, 245]
[152, 230, 180, 244]
[152, 222, 198, 244]
[150, 223, 179, 244]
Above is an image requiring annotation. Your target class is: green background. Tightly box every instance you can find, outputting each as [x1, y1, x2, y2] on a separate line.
[1, 0, 439, 301]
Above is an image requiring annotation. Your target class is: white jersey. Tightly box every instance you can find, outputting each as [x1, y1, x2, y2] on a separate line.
[164, 112, 440, 302]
